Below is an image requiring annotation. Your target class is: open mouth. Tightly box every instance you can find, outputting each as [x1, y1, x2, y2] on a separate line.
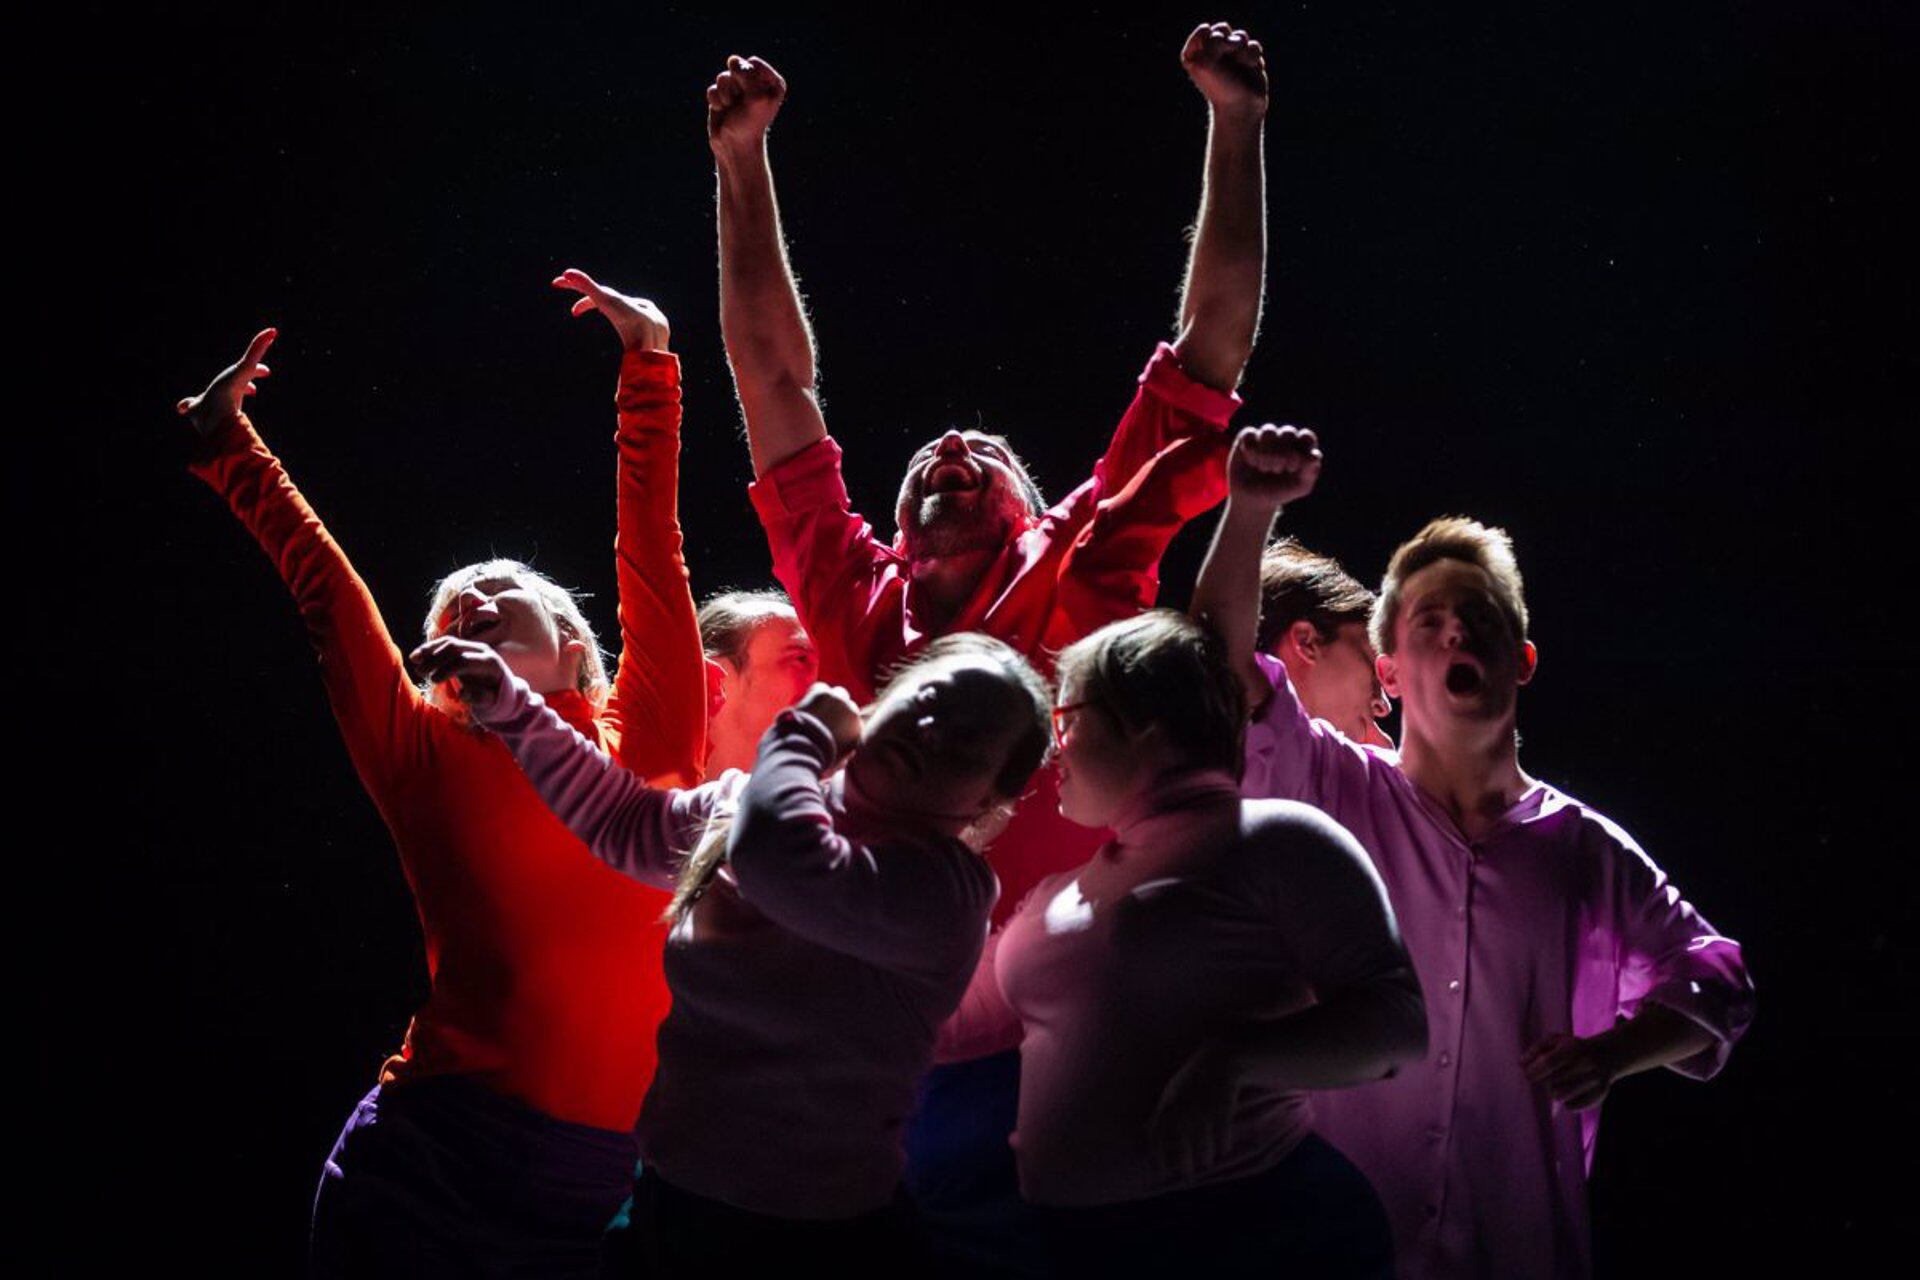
[1444, 661, 1484, 696]
[925, 460, 980, 494]
[455, 614, 503, 642]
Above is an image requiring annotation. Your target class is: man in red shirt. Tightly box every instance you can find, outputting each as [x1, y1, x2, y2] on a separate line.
[706, 22, 1272, 1272]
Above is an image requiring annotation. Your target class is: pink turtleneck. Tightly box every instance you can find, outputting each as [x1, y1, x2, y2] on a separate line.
[937, 770, 1425, 1207]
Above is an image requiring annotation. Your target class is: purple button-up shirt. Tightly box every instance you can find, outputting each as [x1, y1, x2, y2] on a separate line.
[1244, 654, 1754, 1279]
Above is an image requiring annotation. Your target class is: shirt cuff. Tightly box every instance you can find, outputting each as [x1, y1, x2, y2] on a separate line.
[1139, 342, 1243, 427]
[619, 347, 679, 380]
[748, 435, 852, 522]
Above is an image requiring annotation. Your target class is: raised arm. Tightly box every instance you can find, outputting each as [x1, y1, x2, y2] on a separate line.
[1190, 423, 1321, 708]
[177, 329, 431, 792]
[727, 687, 998, 977]
[410, 638, 718, 888]
[708, 55, 830, 477]
[552, 270, 708, 787]
[1170, 22, 1269, 392]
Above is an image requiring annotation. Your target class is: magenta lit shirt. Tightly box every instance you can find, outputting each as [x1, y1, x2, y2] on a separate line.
[1244, 653, 1755, 1279]
[938, 771, 1426, 1207]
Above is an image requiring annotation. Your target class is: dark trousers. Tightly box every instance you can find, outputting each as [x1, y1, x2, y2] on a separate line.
[626, 1168, 929, 1277]
[1035, 1133, 1394, 1279]
[905, 1049, 1045, 1277]
[309, 1077, 637, 1279]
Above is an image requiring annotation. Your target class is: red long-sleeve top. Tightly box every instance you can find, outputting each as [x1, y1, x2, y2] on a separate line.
[749, 344, 1237, 914]
[188, 349, 705, 1131]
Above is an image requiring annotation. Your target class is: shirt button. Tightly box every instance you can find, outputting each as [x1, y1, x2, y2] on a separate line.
[1437, 1052, 1452, 1068]
[1425, 1204, 1440, 1220]
[1447, 979, 1461, 992]
[1426, 1125, 1446, 1141]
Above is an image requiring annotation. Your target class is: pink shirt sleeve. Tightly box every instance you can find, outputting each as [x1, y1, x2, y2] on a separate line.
[1242, 652, 1389, 802]
[1590, 814, 1756, 1078]
[474, 673, 730, 889]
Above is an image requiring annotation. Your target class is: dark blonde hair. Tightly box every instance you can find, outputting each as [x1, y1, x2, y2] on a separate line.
[1055, 610, 1247, 779]
[1371, 517, 1529, 655]
[664, 632, 1053, 925]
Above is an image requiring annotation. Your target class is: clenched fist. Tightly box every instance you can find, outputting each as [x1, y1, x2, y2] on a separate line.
[707, 55, 787, 154]
[1182, 21, 1268, 119]
[795, 682, 863, 759]
[1227, 423, 1321, 511]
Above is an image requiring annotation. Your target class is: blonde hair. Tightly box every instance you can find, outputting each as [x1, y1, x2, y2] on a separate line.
[1371, 517, 1529, 655]
[420, 559, 609, 718]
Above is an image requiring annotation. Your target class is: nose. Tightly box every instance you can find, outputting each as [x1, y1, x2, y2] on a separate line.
[458, 586, 492, 611]
[934, 430, 970, 459]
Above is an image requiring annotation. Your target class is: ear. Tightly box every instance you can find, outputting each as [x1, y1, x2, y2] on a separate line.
[1287, 620, 1323, 664]
[1376, 651, 1402, 699]
[705, 658, 729, 722]
[559, 634, 589, 684]
[1516, 641, 1539, 687]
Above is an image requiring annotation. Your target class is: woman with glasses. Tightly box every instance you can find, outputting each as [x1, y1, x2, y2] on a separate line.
[938, 609, 1428, 1277]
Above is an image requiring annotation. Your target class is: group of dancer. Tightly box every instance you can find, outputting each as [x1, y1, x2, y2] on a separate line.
[174, 22, 1754, 1279]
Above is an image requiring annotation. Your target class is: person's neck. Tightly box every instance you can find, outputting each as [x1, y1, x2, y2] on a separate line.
[704, 714, 758, 775]
[906, 546, 998, 633]
[1110, 765, 1241, 838]
[1397, 716, 1533, 841]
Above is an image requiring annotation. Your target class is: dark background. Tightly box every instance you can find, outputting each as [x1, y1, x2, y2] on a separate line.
[80, 1, 1913, 1270]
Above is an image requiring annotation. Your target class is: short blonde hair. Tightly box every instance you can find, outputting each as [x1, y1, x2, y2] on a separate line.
[1372, 517, 1528, 655]
[421, 559, 608, 713]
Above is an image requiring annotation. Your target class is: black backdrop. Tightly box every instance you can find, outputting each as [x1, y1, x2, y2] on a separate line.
[82, 2, 1914, 1271]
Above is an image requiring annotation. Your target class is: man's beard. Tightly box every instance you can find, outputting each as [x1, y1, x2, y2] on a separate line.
[906, 491, 1016, 559]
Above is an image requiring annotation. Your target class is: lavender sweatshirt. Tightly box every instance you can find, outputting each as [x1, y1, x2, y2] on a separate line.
[475, 679, 997, 1219]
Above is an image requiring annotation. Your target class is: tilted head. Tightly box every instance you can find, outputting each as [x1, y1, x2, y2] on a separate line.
[1372, 517, 1536, 730]
[422, 559, 606, 715]
[845, 633, 1054, 838]
[698, 589, 819, 768]
[893, 430, 1044, 560]
[1259, 538, 1392, 746]
[1052, 610, 1247, 829]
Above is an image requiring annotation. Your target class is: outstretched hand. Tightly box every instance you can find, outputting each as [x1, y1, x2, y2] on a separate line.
[707, 55, 787, 154]
[552, 269, 671, 352]
[1227, 423, 1321, 511]
[176, 328, 276, 438]
[408, 636, 515, 716]
[795, 682, 863, 760]
[1182, 21, 1268, 118]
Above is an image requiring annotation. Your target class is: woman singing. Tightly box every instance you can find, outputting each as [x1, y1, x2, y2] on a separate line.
[174, 272, 701, 1277]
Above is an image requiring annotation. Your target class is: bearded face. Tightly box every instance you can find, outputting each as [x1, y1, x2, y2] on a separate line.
[895, 430, 1042, 559]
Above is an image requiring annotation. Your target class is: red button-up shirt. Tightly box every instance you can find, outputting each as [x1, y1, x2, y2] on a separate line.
[749, 343, 1238, 913]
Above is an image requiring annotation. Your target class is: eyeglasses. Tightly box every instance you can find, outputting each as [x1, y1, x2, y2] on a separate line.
[1050, 701, 1092, 747]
